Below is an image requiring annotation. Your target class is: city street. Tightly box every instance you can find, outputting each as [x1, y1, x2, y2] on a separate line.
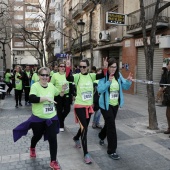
[0, 92, 170, 170]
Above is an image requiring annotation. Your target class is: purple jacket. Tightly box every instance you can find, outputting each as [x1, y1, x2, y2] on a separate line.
[13, 114, 59, 142]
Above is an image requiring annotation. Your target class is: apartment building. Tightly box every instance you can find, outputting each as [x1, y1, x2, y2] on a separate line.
[122, 0, 170, 95]
[63, 0, 124, 68]
[0, 0, 11, 75]
[11, 0, 40, 67]
[46, 0, 63, 65]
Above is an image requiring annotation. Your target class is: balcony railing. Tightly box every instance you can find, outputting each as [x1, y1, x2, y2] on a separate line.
[72, 3, 83, 19]
[82, 0, 93, 10]
[127, 2, 170, 34]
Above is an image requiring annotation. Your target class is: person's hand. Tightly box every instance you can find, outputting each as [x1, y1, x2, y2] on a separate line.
[109, 74, 114, 82]
[103, 57, 108, 68]
[66, 55, 71, 67]
[127, 72, 133, 81]
[46, 97, 57, 104]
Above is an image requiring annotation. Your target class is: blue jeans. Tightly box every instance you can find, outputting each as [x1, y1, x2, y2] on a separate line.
[92, 109, 101, 125]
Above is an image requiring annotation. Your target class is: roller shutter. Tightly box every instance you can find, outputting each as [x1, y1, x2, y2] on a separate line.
[136, 46, 163, 96]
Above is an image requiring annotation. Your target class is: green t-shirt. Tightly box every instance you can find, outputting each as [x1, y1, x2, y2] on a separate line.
[5, 73, 11, 83]
[32, 73, 39, 83]
[109, 78, 119, 106]
[29, 82, 60, 119]
[74, 73, 96, 105]
[15, 73, 22, 90]
[50, 72, 69, 94]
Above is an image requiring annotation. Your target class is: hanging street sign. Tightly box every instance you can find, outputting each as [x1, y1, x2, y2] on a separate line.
[106, 12, 127, 25]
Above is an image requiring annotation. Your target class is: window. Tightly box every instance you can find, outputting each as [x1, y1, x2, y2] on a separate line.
[55, 39, 60, 47]
[14, 33, 23, 38]
[14, 42, 24, 47]
[26, 6, 38, 12]
[55, 21, 60, 28]
[56, 3, 60, 10]
[14, 15, 23, 20]
[26, 40, 38, 46]
[51, 14, 55, 21]
[15, 0, 23, 2]
[14, 24, 23, 28]
[16, 51, 24, 55]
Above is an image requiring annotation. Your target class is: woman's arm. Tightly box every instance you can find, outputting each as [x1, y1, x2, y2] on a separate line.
[119, 73, 132, 90]
[97, 78, 111, 94]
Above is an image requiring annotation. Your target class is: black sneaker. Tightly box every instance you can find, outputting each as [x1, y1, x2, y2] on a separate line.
[108, 153, 120, 160]
[15, 105, 18, 108]
[99, 140, 104, 146]
[19, 103, 22, 106]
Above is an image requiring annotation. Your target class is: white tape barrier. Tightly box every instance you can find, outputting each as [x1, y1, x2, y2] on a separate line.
[132, 79, 170, 86]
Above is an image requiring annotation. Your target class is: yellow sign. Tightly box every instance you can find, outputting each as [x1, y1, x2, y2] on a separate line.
[106, 12, 127, 25]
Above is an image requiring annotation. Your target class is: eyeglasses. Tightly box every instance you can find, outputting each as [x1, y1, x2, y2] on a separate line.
[79, 66, 87, 69]
[109, 66, 117, 69]
[59, 66, 65, 68]
[40, 74, 49, 77]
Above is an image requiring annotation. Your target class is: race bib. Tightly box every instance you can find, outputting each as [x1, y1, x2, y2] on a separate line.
[110, 91, 119, 100]
[65, 83, 69, 91]
[43, 103, 54, 114]
[15, 80, 20, 84]
[82, 91, 92, 101]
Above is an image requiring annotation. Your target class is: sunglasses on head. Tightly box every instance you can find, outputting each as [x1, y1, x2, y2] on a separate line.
[79, 66, 87, 69]
[59, 65, 65, 68]
[40, 74, 49, 77]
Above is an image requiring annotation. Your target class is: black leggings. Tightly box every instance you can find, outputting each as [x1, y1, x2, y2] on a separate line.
[6, 82, 13, 94]
[15, 89, 22, 105]
[55, 95, 71, 128]
[24, 87, 30, 102]
[30, 120, 58, 161]
[74, 108, 91, 156]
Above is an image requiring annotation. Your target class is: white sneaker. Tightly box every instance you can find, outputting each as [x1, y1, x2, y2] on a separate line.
[60, 128, 64, 132]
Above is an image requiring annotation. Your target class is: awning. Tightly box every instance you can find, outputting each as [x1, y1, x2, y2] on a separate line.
[93, 42, 123, 51]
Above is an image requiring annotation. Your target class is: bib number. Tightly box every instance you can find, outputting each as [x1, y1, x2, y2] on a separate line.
[110, 91, 119, 100]
[15, 80, 20, 84]
[82, 91, 92, 101]
[43, 103, 54, 114]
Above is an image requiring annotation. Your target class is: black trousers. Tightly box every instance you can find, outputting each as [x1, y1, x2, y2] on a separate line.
[99, 105, 119, 154]
[55, 95, 71, 128]
[5, 82, 13, 94]
[24, 87, 30, 102]
[30, 120, 58, 161]
[15, 89, 22, 105]
[74, 108, 91, 156]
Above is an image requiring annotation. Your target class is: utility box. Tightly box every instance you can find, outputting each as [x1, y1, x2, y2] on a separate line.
[159, 35, 170, 48]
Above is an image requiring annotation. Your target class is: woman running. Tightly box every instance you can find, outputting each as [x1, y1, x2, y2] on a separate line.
[4, 68, 13, 95]
[66, 56, 108, 164]
[13, 67, 67, 170]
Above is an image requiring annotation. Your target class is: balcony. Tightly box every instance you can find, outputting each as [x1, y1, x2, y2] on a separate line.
[49, 3, 55, 14]
[82, 0, 93, 10]
[48, 22, 55, 31]
[72, 31, 97, 51]
[127, 2, 170, 34]
[72, 3, 83, 19]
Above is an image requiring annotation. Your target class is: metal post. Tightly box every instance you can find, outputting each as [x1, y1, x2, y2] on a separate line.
[80, 33, 82, 60]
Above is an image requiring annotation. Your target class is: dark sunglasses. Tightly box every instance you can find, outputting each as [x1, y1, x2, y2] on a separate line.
[40, 74, 49, 77]
[109, 66, 117, 69]
[79, 66, 87, 69]
[59, 65, 65, 68]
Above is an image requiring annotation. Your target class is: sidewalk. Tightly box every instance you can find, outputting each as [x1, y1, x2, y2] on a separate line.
[0, 93, 170, 170]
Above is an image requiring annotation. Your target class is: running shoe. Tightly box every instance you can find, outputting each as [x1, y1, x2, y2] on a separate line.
[96, 124, 102, 129]
[108, 153, 120, 160]
[73, 137, 81, 148]
[50, 161, 60, 170]
[19, 103, 22, 106]
[30, 148, 36, 158]
[99, 140, 104, 146]
[84, 153, 92, 164]
[60, 128, 64, 132]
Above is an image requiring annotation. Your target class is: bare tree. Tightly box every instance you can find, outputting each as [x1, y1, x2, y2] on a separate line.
[140, 0, 170, 129]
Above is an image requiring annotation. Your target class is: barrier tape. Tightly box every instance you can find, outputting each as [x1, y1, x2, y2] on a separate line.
[132, 79, 170, 86]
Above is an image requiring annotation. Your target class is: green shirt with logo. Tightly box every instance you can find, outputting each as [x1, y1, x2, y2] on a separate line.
[32, 73, 39, 83]
[5, 73, 11, 83]
[50, 72, 69, 94]
[15, 73, 22, 90]
[30, 82, 60, 119]
[109, 78, 119, 106]
[74, 73, 96, 105]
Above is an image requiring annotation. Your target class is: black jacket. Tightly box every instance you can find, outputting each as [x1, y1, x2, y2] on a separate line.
[23, 71, 33, 87]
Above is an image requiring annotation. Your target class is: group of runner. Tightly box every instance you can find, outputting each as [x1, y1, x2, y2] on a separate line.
[12, 56, 133, 170]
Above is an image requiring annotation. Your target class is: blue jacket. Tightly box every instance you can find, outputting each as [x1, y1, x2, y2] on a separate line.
[97, 72, 132, 110]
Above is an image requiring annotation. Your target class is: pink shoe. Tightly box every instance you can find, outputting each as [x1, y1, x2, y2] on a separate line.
[50, 161, 60, 170]
[30, 148, 36, 158]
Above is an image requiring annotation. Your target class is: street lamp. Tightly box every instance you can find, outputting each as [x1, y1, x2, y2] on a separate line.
[77, 19, 85, 60]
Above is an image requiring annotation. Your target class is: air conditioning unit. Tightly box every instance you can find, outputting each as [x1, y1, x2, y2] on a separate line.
[99, 30, 110, 42]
